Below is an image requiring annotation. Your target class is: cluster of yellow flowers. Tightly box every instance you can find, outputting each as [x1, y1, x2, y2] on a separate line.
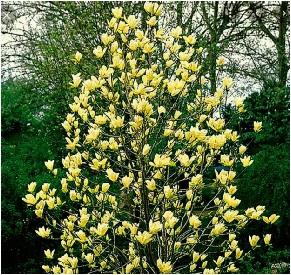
[23, 2, 278, 274]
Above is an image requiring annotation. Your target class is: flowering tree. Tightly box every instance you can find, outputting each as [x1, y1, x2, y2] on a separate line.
[23, 3, 279, 274]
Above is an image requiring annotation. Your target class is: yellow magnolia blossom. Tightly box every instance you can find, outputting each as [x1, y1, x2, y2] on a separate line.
[214, 256, 224, 267]
[44, 160, 54, 171]
[240, 156, 254, 167]
[112, 7, 123, 18]
[189, 215, 201, 228]
[102, 182, 110, 193]
[210, 223, 227, 236]
[263, 214, 280, 224]
[70, 73, 82, 88]
[235, 248, 243, 259]
[135, 231, 152, 245]
[170, 26, 182, 39]
[149, 220, 162, 234]
[223, 193, 241, 208]
[227, 264, 238, 273]
[142, 144, 151, 155]
[209, 134, 226, 150]
[28, 182, 37, 193]
[101, 33, 115, 46]
[93, 46, 106, 58]
[106, 168, 119, 182]
[157, 259, 172, 274]
[72, 51, 82, 64]
[223, 210, 239, 223]
[146, 16, 157, 26]
[149, 154, 171, 168]
[35, 226, 51, 238]
[164, 185, 174, 199]
[264, 234, 272, 245]
[183, 35, 196, 45]
[42, 265, 51, 272]
[220, 154, 234, 167]
[254, 121, 262, 132]
[125, 15, 139, 29]
[217, 56, 224, 66]
[239, 145, 247, 154]
[249, 235, 260, 247]
[96, 223, 109, 237]
[222, 77, 233, 89]
[207, 118, 225, 132]
[22, 194, 38, 205]
[121, 176, 133, 188]
[44, 249, 55, 259]
[146, 179, 156, 191]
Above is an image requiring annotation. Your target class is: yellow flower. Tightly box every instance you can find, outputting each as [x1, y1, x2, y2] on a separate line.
[223, 193, 241, 208]
[72, 51, 82, 64]
[227, 264, 238, 273]
[223, 210, 239, 223]
[222, 77, 233, 89]
[264, 234, 272, 245]
[35, 226, 51, 238]
[214, 256, 224, 267]
[144, 2, 153, 13]
[146, 179, 156, 191]
[235, 248, 243, 259]
[101, 33, 115, 46]
[178, 153, 191, 167]
[146, 16, 157, 26]
[142, 144, 151, 155]
[234, 97, 244, 107]
[208, 134, 226, 150]
[42, 265, 51, 273]
[254, 121, 262, 132]
[102, 182, 110, 193]
[44, 249, 55, 259]
[93, 46, 106, 58]
[149, 154, 171, 168]
[110, 116, 124, 129]
[96, 223, 109, 237]
[217, 56, 224, 66]
[164, 185, 174, 199]
[143, 42, 155, 53]
[249, 235, 260, 247]
[70, 73, 82, 88]
[149, 220, 162, 234]
[112, 7, 123, 18]
[183, 35, 196, 45]
[190, 174, 203, 188]
[239, 145, 247, 154]
[106, 168, 119, 182]
[121, 176, 133, 188]
[220, 154, 234, 166]
[210, 223, 227, 236]
[22, 194, 38, 205]
[44, 160, 54, 171]
[269, 214, 280, 224]
[135, 231, 152, 245]
[28, 182, 37, 193]
[84, 253, 94, 264]
[170, 26, 182, 39]
[189, 215, 201, 228]
[157, 259, 172, 274]
[193, 251, 200, 262]
[240, 156, 254, 167]
[125, 15, 139, 29]
[158, 106, 166, 114]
